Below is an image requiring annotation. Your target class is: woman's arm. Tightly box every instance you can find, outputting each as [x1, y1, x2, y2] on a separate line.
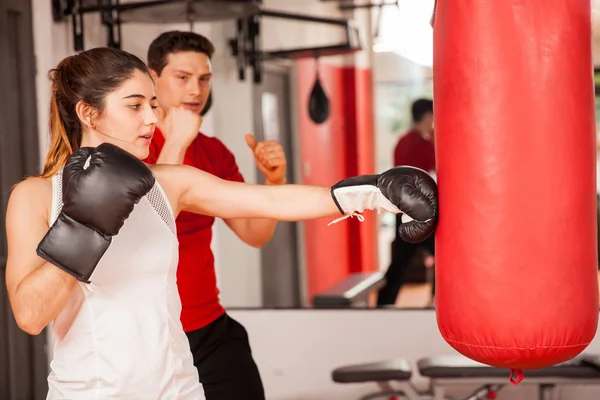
[157, 164, 341, 220]
[155, 163, 439, 244]
[5, 178, 79, 335]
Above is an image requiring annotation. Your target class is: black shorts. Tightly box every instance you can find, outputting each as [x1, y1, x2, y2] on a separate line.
[186, 313, 265, 400]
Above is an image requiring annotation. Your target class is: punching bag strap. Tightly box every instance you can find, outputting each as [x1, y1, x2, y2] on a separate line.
[430, 0, 438, 27]
[509, 369, 524, 385]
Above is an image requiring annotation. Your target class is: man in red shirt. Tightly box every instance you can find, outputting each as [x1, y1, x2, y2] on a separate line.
[377, 98, 436, 306]
[145, 31, 287, 400]
[392, 99, 436, 174]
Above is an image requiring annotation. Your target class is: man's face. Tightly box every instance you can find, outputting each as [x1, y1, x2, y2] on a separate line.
[423, 112, 434, 135]
[152, 51, 212, 114]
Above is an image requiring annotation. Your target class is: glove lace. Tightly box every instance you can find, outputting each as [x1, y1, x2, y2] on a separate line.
[327, 212, 365, 226]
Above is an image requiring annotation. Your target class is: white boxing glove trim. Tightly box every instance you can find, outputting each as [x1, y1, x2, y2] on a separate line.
[328, 185, 402, 226]
[332, 185, 401, 214]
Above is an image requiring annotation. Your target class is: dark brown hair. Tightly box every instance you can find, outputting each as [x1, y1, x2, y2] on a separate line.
[411, 98, 434, 123]
[41, 47, 149, 178]
[147, 31, 215, 76]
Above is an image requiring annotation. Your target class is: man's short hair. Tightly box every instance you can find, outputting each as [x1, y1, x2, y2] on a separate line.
[411, 98, 434, 123]
[147, 31, 215, 76]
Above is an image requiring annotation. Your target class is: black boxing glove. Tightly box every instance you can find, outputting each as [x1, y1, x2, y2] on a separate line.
[330, 166, 438, 243]
[37, 143, 155, 283]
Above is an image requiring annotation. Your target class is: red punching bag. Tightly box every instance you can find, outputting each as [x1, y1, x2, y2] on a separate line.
[433, 0, 599, 382]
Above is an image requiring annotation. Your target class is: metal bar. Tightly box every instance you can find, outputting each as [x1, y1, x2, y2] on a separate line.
[538, 384, 555, 400]
[98, 0, 121, 49]
[259, 9, 349, 27]
[345, 20, 360, 49]
[260, 47, 341, 60]
[116, 0, 123, 48]
[339, 0, 399, 11]
[52, 0, 75, 21]
[72, 0, 85, 51]
[233, 18, 245, 81]
[78, 0, 172, 14]
[100, 0, 111, 24]
[111, 0, 122, 48]
[261, 44, 360, 61]
[68, 0, 361, 30]
[249, 15, 262, 83]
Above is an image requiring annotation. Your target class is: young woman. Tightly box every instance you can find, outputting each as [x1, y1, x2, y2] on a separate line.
[5, 47, 437, 400]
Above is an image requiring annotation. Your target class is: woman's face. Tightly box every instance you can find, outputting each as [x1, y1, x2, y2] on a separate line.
[83, 69, 158, 160]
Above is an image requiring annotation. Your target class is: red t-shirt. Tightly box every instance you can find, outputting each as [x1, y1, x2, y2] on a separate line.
[145, 128, 244, 332]
[394, 129, 436, 172]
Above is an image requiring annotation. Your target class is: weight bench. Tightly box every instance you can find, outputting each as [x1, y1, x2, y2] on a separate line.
[332, 354, 600, 400]
[419, 354, 600, 400]
[583, 354, 600, 372]
[312, 272, 386, 308]
[332, 358, 422, 400]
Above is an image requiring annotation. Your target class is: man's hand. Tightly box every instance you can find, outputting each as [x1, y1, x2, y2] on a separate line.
[245, 134, 287, 185]
[156, 105, 202, 149]
[222, 134, 286, 247]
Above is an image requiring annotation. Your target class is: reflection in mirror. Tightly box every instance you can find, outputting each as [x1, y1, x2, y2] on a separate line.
[219, 48, 439, 311]
[374, 51, 434, 310]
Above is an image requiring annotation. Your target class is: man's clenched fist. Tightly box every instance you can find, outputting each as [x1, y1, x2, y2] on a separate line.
[245, 134, 287, 185]
[156, 105, 202, 148]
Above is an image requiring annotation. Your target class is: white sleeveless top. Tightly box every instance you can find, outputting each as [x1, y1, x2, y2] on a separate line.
[46, 168, 205, 400]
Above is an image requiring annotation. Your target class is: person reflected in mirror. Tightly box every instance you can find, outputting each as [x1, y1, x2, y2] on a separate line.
[378, 98, 436, 308]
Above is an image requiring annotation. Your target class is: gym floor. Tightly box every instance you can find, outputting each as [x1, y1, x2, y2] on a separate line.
[396, 283, 434, 308]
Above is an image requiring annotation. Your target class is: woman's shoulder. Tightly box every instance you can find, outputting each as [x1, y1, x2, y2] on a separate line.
[147, 163, 197, 196]
[11, 176, 52, 197]
[148, 163, 176, 184]
[146, 164, 190, 217]
[148, 163, 196, 182]
[9, 176, 52, 210]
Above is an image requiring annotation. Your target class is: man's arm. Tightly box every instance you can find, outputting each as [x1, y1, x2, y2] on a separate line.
[154, 105, 203, 165]
[223, 179, 283, 248]
[155, 126, 287, 247]
[222, 134, 288, 248]
[156, 139, 188, 164]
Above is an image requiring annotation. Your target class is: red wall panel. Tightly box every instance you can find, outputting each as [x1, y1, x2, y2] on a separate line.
[296, 59, 376, 301]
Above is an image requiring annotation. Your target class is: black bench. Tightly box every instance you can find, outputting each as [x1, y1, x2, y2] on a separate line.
[331, 354, 600, 400]
[312, 272, 386, 308]
[419, 354, 600, 400]
[583, 354, 600, 372]
[332, 358, 421, 400]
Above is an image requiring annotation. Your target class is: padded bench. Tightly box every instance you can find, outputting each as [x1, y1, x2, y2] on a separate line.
[332, 354, 600, 400]
[583, 354, 600, 372]
[333, 359, 413, 383]
[312, 272, 386, 308]
[419, 354, 600, 379]
[332, 358, 421, 400]
[419, 354, 600, 400]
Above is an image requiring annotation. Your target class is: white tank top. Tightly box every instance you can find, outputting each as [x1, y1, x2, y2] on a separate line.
[46, 168, 205, 400]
